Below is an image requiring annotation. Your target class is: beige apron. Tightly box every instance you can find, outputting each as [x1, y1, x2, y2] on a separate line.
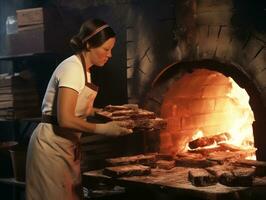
[26, 54, 98, 200]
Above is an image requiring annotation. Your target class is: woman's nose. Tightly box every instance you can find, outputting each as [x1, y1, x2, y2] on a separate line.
[107, 50, 112, 58]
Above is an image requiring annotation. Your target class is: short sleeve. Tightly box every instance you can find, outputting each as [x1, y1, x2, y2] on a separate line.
[56, 60, 85, 93]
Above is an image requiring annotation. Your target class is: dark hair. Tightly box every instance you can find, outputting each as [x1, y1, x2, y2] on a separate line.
[70, 18, 116, 52]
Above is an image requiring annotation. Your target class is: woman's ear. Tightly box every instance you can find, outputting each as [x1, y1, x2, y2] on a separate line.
[86, 43, 90, 51]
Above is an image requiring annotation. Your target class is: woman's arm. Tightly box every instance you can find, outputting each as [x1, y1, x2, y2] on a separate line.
[57, 87, 132, 136]
[57, 87, 96, 132]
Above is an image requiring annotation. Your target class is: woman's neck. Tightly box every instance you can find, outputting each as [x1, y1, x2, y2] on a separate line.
[78, 52, 92, 71]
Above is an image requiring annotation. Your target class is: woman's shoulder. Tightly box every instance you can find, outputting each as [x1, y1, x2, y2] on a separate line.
[56, 55, 83, 74]
[60, 55, 82, 67]
[52, 55, 85, 91]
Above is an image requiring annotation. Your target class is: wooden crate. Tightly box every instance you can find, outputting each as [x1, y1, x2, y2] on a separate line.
[0, 73, 41, 120]
[16, 7, 43, 27]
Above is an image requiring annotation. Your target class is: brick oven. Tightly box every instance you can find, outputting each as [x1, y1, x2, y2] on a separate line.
[144, 60, 265, 161]
[156, 66, 256, 155]
[83, 1, 266, 199]
[126, 0, 266, 161]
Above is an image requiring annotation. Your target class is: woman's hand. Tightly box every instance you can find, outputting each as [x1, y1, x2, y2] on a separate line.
[94, 121, 133, 136]
[88, 107, 101, 117]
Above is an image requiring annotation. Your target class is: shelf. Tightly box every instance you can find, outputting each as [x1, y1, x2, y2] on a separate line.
[0, 25, 71, 61]
[0, 177, 25, 187]
[0, 52, 55, 61]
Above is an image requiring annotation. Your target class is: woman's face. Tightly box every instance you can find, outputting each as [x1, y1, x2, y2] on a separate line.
[88, 37, 116, 67]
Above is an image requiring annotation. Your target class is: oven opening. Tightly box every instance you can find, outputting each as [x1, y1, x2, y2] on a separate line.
[160, 68, 256, 160]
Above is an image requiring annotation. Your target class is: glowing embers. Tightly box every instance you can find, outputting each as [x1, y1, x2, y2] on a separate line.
[186, 130, 256, 160]
[160, 69, 256, 159]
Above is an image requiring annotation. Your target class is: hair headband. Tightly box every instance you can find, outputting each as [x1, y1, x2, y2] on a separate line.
[82, 24, 109, 43]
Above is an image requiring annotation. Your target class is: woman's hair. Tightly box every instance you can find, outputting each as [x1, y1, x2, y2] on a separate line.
[70, 18, 116, 52]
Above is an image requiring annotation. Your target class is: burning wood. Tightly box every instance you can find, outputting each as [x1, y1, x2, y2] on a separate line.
[188, 146, 225, 155]
[96, 104, 167, 133]
[188, 168, 217, 186]
[218, 143, 256, 152]
[188, 142, 256, 158]
[103, 164, 151, 177]
[188, 132, 230, 149]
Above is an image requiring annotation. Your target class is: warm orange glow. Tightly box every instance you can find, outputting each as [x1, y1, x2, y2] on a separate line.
[160, 69, 256, 160]
[192, 130, 204, 140]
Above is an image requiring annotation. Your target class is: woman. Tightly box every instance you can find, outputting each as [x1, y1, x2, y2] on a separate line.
[26, 18, 132, 200]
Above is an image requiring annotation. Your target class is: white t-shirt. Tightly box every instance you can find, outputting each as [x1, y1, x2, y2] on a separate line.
[42, 55, 91, 115]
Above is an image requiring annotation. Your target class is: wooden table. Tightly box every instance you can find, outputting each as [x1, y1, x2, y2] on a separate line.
[83, 167, 266, 200]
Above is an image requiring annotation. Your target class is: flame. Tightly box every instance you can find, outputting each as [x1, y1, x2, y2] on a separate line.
[187, 76, 256, 159]
[186, 129, 256, 160]
[192, 130, 203, 140]
[160, 69, 256, 160]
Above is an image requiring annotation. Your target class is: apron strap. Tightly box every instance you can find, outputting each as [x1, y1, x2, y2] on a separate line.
[79, 53, 88, 84]
[79, 53, 99, 92]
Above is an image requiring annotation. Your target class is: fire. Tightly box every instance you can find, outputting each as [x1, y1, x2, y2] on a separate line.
[192, 130, 203, 140]
[160, 69, 256, 160]
[185, 129, 256, 160]
[226, 78, 255, 149]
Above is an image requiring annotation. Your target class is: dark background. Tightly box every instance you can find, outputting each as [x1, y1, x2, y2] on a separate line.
[0, 0, 130, 143]
[0, 0, 129, 107]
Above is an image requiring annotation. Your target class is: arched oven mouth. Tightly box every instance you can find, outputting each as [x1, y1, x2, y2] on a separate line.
[144, 59, 266, 161]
